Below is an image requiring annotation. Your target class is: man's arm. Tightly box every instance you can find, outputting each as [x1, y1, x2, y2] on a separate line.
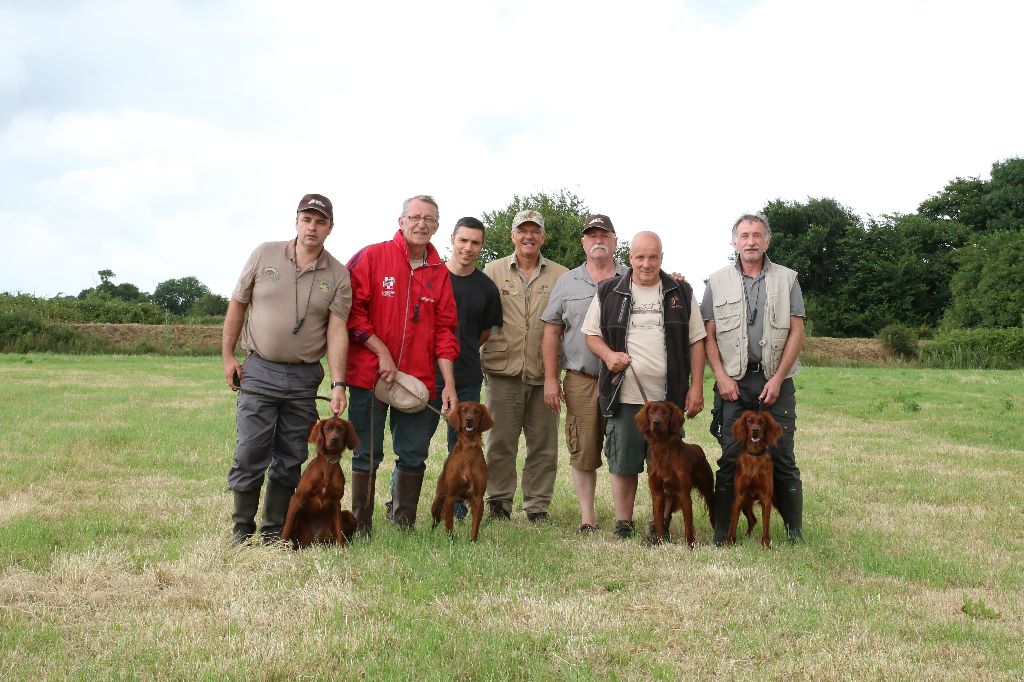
[685, 339, 706, 418]
[362, 334, 397, 383]
[326, 311, 349, 415]
[585, 334, 631, 373]
[760, 316, 805, 406]
[542, 322, 564, 412]
[437, 358, 457, 414]
[703, 320, 739, 402]
[222, 298, 248, 389]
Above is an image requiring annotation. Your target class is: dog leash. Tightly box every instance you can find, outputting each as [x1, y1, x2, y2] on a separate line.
[627, 363, 650, 404]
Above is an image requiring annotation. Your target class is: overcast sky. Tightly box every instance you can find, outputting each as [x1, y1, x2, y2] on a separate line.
[2, 0, 1022, 300]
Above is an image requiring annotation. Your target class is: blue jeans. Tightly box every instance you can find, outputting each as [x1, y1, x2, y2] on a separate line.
[349, 386, 436, 475]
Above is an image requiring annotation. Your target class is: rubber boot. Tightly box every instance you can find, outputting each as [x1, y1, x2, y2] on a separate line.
[258, 478, 295, 543]
[711, 482, 734, 546]
[775, 480, 804, 542]
[230, 487, 261, 546]
[392, 471, 424, 529]
[351, 470, 375, 538]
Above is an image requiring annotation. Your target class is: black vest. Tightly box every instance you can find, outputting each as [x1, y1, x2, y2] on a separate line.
[595, 269, 693, 417]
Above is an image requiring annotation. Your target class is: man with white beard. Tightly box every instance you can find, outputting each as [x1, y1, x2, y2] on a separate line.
[541, 214, 626, 533]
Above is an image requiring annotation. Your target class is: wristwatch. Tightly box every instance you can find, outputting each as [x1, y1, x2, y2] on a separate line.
[330, 381, 347, 389]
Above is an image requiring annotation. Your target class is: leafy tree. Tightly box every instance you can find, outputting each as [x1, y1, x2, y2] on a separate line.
[943, 230, 1024, 329]
[78, 269, 149, 302]
[189, 293, 229, 317]
[761, 197, 863, 302]
[982, 158, 1024, 233]
[152, 276, 211, 316]
[478, 189, 628, 268]
[918, 157, 1024, 234]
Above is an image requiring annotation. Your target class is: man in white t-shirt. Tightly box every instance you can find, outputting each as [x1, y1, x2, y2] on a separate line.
[582, 231, 706, 540]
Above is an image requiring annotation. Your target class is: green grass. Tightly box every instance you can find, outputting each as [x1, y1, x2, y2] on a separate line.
[0, 354, 1022, 680]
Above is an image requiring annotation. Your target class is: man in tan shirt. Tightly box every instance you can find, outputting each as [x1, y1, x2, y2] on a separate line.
[481, 210, 568, 521]
[222, 193, 351, 545]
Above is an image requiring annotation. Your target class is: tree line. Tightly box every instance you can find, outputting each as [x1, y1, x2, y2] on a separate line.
[74, 269, 228, 317]
[476, 158, 1024, 339]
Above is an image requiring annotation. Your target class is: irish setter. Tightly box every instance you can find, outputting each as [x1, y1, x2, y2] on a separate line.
[431, 401, 493, 541]
[635, 401, 714, 547]
[727, 410, 783, 548]
[281, 416, 359, 549]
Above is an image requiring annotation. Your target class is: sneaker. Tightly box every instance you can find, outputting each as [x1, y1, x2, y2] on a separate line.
[526, 511, 549, 523]
[577, 523, 599, 535]
[487, 502, 511, 520]
[614, 519, 635, 540]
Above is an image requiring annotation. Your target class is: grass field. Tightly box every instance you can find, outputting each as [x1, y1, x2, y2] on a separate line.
[0, 353, 1022, 680]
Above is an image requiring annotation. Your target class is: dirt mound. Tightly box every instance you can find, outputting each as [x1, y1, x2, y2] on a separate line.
[802, 336, 895, 364]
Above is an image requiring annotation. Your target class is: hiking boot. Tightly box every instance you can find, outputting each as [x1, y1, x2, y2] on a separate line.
[487, 501, 511, 520]
[614, 519, 635, 540]
[453, 499, 468, 520]
[578, 523, 599, 535]
[527, 511, 549, 523]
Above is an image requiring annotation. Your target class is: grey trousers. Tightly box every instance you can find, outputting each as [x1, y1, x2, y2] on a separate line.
[227, 353, 323, 492]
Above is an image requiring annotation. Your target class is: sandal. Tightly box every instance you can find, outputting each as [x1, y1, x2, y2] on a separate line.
[578, 523, 599, 535]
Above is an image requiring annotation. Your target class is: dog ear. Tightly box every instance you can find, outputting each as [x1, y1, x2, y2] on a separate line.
[308, 419, 322, 445]
[478, 403, 494, 432]
[634, 403, 651, 432]
[730, 412, 748, 442]
[446, 406, 462, 431]
[669, 403, 685, 434]
[342, 419, 360, 451]
[764, 412, 783, 446]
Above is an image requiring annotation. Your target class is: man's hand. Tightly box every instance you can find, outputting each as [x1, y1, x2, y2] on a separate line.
[684, 383, 704, 419]
[440, 383, 458, 414]
[716, 375, 739, 401]
[376, 350, 398, 384]
[670, 272, 687, 283]
[603, 351, 631, 374]
[223, 357, 243, 390]
[331, 385, 347, 416]
[543, 377, 564, 413]
[759, 374, 783, 406]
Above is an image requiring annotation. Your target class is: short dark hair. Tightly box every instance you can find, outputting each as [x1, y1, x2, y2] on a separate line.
[452, 216, 485, 238]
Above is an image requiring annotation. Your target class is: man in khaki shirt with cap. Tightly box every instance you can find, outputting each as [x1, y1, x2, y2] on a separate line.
[481, 210, 568, 521]
[222, 193, 352, 545]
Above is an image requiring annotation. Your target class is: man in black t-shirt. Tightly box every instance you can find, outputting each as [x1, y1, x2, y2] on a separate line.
[386, 217, 503, 519]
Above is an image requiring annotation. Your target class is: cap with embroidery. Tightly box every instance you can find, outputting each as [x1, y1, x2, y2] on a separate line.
[297, 193, 333, 222]
[582, 214, 615, 234]
[511, 209, 545, 231]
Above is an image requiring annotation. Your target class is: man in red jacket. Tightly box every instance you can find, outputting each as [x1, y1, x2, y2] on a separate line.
[345, 195, 459, 534]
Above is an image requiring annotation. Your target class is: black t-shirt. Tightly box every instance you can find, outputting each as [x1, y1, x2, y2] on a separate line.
[436, 268, 503, 390]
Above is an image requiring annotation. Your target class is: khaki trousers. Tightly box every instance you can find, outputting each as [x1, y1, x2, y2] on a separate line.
[484, 373, 559, 515]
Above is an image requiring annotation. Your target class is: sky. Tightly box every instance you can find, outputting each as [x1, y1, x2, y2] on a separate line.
[2, 0, 1022, 300]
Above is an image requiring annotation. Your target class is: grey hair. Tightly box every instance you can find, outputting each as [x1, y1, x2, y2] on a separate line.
[731, 213, 771, 240]
[402, 195, 439, 218]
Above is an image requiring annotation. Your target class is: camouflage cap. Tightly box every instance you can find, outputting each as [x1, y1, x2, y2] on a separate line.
[511, 209, 545, 231]
[297, 193, 333, 222]
[582, 214, 615, 235]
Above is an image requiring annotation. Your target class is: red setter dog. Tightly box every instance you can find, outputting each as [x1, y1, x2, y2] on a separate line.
[431, 401, 493, 541]
[281, 416, 359, 549]
[635, 401, 714, 547]
[727, 410, 783, 548]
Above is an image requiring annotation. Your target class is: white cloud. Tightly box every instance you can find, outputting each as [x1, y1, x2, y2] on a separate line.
[1, 0, 1022, 300]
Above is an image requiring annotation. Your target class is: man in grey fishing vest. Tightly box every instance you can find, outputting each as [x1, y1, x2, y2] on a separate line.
[701, 213, 806, 544]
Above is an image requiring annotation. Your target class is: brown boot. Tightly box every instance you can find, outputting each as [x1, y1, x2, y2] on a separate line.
[392, 471, 424, 529]
[351, 470, 375, 538]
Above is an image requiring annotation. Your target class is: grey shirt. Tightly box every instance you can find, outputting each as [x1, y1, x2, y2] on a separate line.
[541, 261, 628, 376]
[699, 256, 805, 362]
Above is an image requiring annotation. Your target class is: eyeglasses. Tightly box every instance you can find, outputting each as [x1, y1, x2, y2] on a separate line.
[404, 214, 439, 227]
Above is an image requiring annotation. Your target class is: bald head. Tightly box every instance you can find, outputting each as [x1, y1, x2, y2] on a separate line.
[629, 231, 664, 286]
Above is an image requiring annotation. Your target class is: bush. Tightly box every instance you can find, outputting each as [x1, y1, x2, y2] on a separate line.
[877, 324, 919, 358]
[919, 328, 1024, 369]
